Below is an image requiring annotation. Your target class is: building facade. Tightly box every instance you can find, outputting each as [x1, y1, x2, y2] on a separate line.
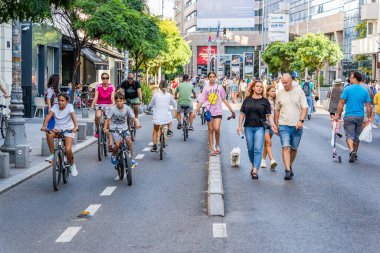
[0, 23, 12, 111]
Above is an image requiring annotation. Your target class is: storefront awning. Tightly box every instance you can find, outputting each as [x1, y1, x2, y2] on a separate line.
[82, 48, 109, 70]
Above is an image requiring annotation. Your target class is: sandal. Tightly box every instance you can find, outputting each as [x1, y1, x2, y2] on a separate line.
[251, 168, 259, 179]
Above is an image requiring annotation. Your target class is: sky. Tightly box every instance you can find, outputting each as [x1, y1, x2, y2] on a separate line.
[147, 0, 174, 19]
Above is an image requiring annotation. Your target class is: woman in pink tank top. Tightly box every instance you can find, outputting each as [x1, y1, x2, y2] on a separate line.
[91, 73, 115, 137]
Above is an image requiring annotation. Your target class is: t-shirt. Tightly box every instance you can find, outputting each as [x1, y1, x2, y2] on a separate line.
[240, 82, 247, 92]
[240, 97, 271, 127]
[301, 82, 314, 97]
[373, 92, 380, 114]
[341, 84, 371, 117]
[119, 80, 141, 99]
[199, 84, 226, 117]
[107, 105, 134, 131]
[175, 82, 194, 106]
[275, 87, 308, 126]
[51, 104, 74, 130]
[46, 87, 58, 105]
[149, 91, 177, 125]
[97, 85, 114, 104]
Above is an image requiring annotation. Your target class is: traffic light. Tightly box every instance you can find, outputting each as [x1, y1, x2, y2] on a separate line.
[223, 28, 226, 36]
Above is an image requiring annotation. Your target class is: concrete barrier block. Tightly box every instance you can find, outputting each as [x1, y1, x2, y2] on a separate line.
[208, 194, 225, 216]
[15, 145, 30, 168]
[82, 109, 89, 118]
[208, 182, 224, 194]
[41, 137, 50, 156]
[209, 170, 221, 177]
[77, 123, 87, 140]
[86, 121, 95, 136]
[0, 152, 10, 178]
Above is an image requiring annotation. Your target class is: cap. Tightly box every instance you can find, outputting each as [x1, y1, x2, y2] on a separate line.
[333, 79, 343, 85]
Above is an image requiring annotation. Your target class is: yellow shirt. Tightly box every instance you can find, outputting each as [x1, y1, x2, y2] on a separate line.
[374, 92, 380, 114]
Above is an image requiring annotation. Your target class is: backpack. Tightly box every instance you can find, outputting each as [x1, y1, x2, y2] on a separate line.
[303, 82, 311, 96]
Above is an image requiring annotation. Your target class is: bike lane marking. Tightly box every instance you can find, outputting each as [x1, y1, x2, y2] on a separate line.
[148, 142, 153, 146]
[143, 147, 151, 152]
[55, 227, 82, 242]
[85, 204, 102, 215]
[135, 154, 145, 160]
[100, 186, 117, 196]
[213, 223, 227, 238]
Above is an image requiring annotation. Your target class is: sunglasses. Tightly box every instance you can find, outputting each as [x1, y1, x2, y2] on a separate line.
[102, 76, 109, 80]
[128, 78, 134, 80]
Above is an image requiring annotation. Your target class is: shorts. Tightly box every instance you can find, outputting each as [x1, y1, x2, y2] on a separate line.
[176, 104, 193, 113]
[278, 125, 303, 150]
[126, 98, 141, 105]
[211, 115, 222, 119]
[111, 130, 130, 143]
[63, 132, 76, 139]
[344, 116, 364, 142]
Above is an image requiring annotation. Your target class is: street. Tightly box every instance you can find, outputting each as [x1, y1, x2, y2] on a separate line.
[1, 108, 380, 252]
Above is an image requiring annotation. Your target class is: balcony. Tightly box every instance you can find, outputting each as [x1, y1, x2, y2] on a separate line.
[351, 35, 380, 55]
[361, 2, 379, 20]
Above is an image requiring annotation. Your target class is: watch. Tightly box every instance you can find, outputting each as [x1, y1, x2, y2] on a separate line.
[299, 119, 304, 123]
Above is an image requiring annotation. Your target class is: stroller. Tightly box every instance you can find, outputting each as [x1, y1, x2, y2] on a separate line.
[330, 120, 342, 163]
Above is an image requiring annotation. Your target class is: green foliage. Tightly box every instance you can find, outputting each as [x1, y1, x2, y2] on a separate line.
[140, 83, 153, 105]
[124, 0, 146, 12]
[319, 75, 324, 86]
[354, 21, 367, 39]
[262, 41, 297, 74]
[353, 54, 370, 62]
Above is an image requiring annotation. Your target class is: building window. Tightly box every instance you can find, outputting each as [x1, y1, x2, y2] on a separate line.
[318, 5, 324, 13]
[185, 0, 196, 9]
[186, 11, 197, 21]
[367, 22, 374, 35]
[255, 9, 262, 16]
[186, 26, 197, 33]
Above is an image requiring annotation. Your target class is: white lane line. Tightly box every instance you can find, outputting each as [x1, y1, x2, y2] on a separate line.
[213, 223, 227, 238]
[135, 154, 145, 160]
[114, 176, 119, 181]
[335, 142, 349, 151]
[148, 142, 153, 146]
[85, 204, 102, 215]
[143, 147, 151, 152]
[100, 186, 117, 196]
[55, 227, 81, 242]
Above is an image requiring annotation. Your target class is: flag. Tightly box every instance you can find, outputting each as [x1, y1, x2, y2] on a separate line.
[208, 27, 212, 45]
[216, 21, 221, 39]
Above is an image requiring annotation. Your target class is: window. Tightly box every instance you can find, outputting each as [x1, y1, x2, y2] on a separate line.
[318, 5, 324, 13]
[186, 26, 196, 33]
[367, 22, 374, 35]
[255, 9, 262, 16]
[186, 11, 197, 21]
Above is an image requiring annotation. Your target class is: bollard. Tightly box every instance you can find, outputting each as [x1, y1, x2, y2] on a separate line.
[86, 121, 95, 136]
[41, 137, 50, 156]
[82, 108, 89, 118]
[0, 152, 10, 178]
[15, 145, 30, 168]
[77, 123, 87, 140]
[73, 133, 78, 144]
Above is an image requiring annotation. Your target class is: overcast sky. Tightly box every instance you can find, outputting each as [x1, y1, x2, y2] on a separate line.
[147, 0, 174, 19]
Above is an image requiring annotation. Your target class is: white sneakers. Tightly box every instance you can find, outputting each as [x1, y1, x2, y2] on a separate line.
[261, 159, 277, 170]
[45, 154, 54, 162]
[260, 159, 267, 168]
[372, 123, 378, 129]
[70, 164, 78, 177]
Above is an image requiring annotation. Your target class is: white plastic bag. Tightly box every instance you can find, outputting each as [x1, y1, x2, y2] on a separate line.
[359, 124, 372, 143]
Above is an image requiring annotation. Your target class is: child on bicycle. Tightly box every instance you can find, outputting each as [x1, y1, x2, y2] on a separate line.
[103, 92, 140, 168]
[41, 93, 79, 176]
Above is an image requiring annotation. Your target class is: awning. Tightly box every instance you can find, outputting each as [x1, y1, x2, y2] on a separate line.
[82, 48, 109, 70]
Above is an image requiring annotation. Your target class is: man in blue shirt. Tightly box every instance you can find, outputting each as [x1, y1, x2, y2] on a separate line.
[334, 72, 372, 162]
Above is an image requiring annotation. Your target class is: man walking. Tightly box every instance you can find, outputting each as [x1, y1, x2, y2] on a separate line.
[175, 74, 196, 130]
[301, 76, 316, 120]
[275, 74, 308, 180]
[334, 72, 371, 162]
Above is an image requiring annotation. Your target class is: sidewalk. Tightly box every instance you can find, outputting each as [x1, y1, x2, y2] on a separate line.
[0, 110, 97, 194]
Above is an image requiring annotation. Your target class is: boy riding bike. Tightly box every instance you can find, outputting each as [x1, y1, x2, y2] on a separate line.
[103, 92, 140, 168]
[175, 74, 197, 131]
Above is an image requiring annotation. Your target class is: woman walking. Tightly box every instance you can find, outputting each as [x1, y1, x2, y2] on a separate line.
[237, 81, 277, 179]
[260, 85, 277, 170]
[194, 72, 235, 156]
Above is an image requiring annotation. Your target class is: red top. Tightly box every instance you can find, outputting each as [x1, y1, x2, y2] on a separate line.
[97, 84, 114, 104]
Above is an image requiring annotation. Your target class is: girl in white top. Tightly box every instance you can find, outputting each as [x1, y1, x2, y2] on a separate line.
[42, 93, 79, 176]
[149, 81, 177, 152]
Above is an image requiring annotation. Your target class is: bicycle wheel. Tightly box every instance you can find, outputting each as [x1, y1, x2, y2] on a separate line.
[52, 149, 63, 191]
[160, 132, 164, 160]
[97, 128, 103, 161]
[103, 131, 108, 157]
[118, 153, 125, 180]
[1, 116, 7, 138]
[183, 120, 187, 141]
[129, 119, 136, 141]
[62, 159, 70, 184]
[124, 151, 132, 186]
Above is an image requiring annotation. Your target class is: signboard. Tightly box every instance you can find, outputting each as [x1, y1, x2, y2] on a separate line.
[267, 13, 289, 43]
[197, 46, 217, 65]
[231, 54, 241, 77]
[197, 0, 255, 29]
[243, 52, 254, 79]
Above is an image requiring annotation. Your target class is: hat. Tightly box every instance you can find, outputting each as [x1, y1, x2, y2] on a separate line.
[333, 79, 343, 85]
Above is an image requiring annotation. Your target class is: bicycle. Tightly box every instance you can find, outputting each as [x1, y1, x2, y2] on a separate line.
[181, 106, 190, 141]
[0, 101, 8, 138]
[96, 106, 109, 161]
[108, 129, 132, 185]
[156, 124, 168, 160]
[43, 129, 74, 191]
[126, 99, 138, 141]
[200, 106, 206, 125]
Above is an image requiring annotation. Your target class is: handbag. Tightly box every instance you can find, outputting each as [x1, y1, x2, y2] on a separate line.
[359, 124, 372, 143]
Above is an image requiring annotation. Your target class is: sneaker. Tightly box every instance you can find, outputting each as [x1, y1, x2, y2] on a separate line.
[290, 166, 294, 176]
[189, 126, 194, 131]
[260, 159, 267, 168]
[284, 170, 292, 180]
[167, 130, 173, 137]
[349, 151, 356, 163]
[95, 132, 99, 138]
[131, 160, 138, 168]
[151, 144, 158, 152]
[177, 123, 182, 129]
[111, 155, 117, 165]
[45, 154, 54, 162]
[337, 132, 343, 138]
[70, 164, 78, 177]
[270, 160, 277, 170]
[372, 123, 378, 129]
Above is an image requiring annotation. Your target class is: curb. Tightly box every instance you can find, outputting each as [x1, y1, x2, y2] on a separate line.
[207, 155, 225, 216]
[0, 137, 97, 194]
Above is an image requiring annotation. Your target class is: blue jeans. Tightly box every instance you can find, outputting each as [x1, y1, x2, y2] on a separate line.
[244, 127, 265, 169]
[306, 96, 313, 116]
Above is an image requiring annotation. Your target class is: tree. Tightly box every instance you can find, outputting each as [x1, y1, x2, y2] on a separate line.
[293, 33, 343, 97]
[262, 41, 298, 75]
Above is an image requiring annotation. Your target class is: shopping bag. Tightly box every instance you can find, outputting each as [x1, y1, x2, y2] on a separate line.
[359, 124, 372, 143]
[322, 98, 330, 111]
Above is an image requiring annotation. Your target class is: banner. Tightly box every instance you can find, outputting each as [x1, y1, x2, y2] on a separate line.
[197, 46, 217, 65]
[243, 52, 254, 78]
[231, 54, 241, 77]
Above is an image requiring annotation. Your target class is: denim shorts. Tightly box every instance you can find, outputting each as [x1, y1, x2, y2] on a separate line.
[278, 125, 303, 150]
[344, 116, 364, 142]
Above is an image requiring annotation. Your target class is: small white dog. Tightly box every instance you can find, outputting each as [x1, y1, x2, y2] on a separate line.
[230, 147, 241, 167]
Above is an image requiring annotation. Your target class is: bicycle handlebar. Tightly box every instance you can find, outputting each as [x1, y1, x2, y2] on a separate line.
[41, 129, 74, 135]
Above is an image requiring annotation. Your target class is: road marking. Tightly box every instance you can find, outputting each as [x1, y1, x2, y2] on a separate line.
[213, 223, 227, 238]
[55, 227, 81, 242]
[143, 147, 151, 152]
[148, 142, 153, 146]
[100, 186, 117, 196]
[135, 154, 145, 160]
[335, 142, 349, 151]
[85, 204, 101, 215]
